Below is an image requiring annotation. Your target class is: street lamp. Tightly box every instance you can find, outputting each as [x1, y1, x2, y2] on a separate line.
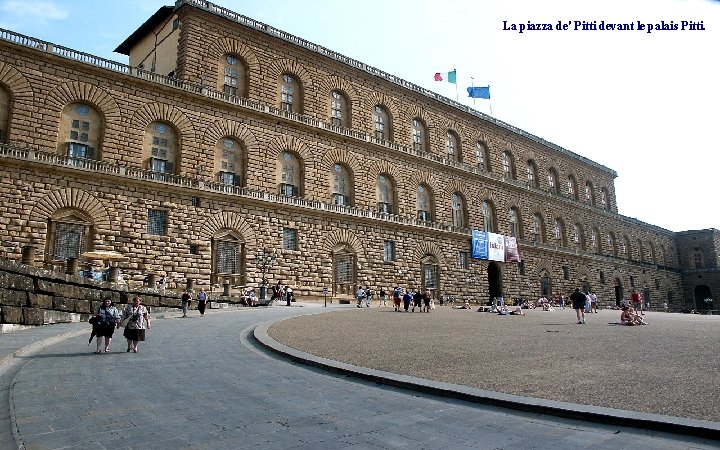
[256, 249, 277, 301]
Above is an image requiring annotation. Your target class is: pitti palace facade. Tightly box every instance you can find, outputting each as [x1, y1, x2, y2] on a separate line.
[0, 0, 717, 311]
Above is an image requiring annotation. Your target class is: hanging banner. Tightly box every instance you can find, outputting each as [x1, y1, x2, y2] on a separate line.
[488, 232, 505, 261]
[471, 229, 488, 259]
[504, 236, 522, 262]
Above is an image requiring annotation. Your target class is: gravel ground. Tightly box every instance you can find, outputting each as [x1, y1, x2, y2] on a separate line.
[268, 306, 720, 423]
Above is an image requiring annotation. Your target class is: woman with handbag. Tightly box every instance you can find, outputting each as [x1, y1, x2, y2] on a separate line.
[93, 297, 120, 353]
[121, 295, 151, 353]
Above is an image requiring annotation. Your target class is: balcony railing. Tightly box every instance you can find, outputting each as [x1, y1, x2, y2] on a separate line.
[0, 142, 472, 235]
[2, 14, 615, 178]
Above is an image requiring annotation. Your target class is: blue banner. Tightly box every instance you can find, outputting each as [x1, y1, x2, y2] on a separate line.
[467, 86, 491, 99]
[471, 230, 488, 259]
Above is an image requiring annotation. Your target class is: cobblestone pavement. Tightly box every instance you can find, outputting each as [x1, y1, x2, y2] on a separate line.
[1, 304, 718, 449]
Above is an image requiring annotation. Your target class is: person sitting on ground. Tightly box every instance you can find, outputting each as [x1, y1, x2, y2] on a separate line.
[453, 301, 472, 310]
[621, 305, 648, 325]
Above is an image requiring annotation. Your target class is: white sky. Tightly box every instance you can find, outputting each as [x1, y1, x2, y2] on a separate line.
[1, 0, 718, 232]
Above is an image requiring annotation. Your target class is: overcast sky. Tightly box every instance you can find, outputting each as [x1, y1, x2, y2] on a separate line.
[1, 0, 718, 232]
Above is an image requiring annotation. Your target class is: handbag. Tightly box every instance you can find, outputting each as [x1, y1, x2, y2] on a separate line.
[120, 316, 131, 327]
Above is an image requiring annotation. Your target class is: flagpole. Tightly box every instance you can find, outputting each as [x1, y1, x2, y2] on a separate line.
[454, 68, 458, 102]
[470, 77, 476, 108]
[488, 85, 493, 116]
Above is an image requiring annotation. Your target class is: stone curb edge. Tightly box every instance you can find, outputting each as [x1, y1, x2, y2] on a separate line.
[0, 328, 88, 450]
[253, 318, 720, 441]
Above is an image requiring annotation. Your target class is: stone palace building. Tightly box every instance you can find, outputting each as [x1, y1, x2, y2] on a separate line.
[0, 0, 716, 310]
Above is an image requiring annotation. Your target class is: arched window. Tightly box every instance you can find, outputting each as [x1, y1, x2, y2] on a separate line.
[532, 213, 545, 243]
[567, 175, 578, 200]
[601, 187, 610, 211]
[622, 235, 631, 258]
[502, 151, 515, 179]
[592, 227, 600, 254]
[554, 218, 566, 246]
[376, 174, 396, 214]
[422, 254, 440, 293]
[211, 229, 245, 285]
[59, 102, 103, 160]
[451, 192, 467, 228]
[607, 232, 618, 257]
[547, 168, 559, 194]
[332, 244, 356, 296]
[446, 130, 461, 162]
[330, 90, 349, 127]
[412, 118, 427, 152]
[280, 73, 301, 113]
[417, 184, 434, 221]
[46, 208, 93, 264]
[648, 241, 657, 264]
[0, 85, 10, 143]
[144, 121, 178, 174]
[572, 223, 586, 250]
[482, 201, 496, 232]
[219, 54, 247, 97]
[636, 239, 644, 261]
[279, 151, 302, 197]
[216, 137, 244, 186]
[659, 245, 666, 265]
[476, 141, 490, 172]
[330, 163, 353, 206]
[526, 160, 539, 188]
[693, 247, 705, 269]
[374, 105, 391, 140]
[508, 207, 522, 238]
[585, 182, 595, 206]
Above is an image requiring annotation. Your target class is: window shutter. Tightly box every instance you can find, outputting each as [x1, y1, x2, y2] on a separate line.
[165, 161, 174, 174]
[86, 147, 96, 160]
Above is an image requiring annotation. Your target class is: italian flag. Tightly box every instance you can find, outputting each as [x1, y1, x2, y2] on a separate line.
[434, 70, 456, 84]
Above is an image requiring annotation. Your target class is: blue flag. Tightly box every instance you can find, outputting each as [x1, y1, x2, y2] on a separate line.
[467, 86, 490, 99]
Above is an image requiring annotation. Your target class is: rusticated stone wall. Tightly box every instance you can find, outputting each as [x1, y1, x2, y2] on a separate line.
[0, 259, 189, 326]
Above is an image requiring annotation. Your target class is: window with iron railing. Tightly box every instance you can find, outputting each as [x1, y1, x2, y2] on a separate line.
[283, 228, 297, 251]
[147, 209, 167, 236]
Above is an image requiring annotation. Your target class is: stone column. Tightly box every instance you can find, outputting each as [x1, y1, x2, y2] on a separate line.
[66, 257, 78, 275]
[186, 278, 195, 291]
[108, 266, 120, 282]
[223, 279, 231, 297]
[147, 273, 157, 289]
[21, 246, 35, 265]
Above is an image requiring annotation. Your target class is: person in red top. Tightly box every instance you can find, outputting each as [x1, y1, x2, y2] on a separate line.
[631, 289, 644, 315]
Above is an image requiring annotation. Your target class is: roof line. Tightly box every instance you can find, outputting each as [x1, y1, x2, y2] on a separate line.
[174, 0, 617, 177]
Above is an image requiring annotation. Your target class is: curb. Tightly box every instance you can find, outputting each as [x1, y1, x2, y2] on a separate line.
[253, 319, 720, 441]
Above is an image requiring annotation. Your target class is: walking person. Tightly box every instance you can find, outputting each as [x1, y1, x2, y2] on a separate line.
[631, 289, 644, 315]
[590, 291, 598, 313]
[121, 295, 151, 353]
[356, 286, 365, 308]
[181, 289, 192, 317]
[365, 286, 373, 307]
[197, 287, 208, 316]
[570, 288, 587, 324]
[393, 286, 402, 311]
[378, 288, 387, 307]
[402, 289, 412, 312]
[92, 297, 120, 353]
[412, 290, 423, 312]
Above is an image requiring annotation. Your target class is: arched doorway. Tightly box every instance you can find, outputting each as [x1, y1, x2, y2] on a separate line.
[540, 272, 552, 297]
[694, 285, 713, 311]
[614, 278, 624, 307]
[488, 262, 502, 305]
[421, 254, 439, 298]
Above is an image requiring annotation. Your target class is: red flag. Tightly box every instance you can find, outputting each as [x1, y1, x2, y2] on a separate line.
[434, 72, 443, 81]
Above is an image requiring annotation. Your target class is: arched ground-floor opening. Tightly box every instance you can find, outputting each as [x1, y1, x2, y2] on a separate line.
[488, 262, 502, 305]
[694, 285, 713, 311]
